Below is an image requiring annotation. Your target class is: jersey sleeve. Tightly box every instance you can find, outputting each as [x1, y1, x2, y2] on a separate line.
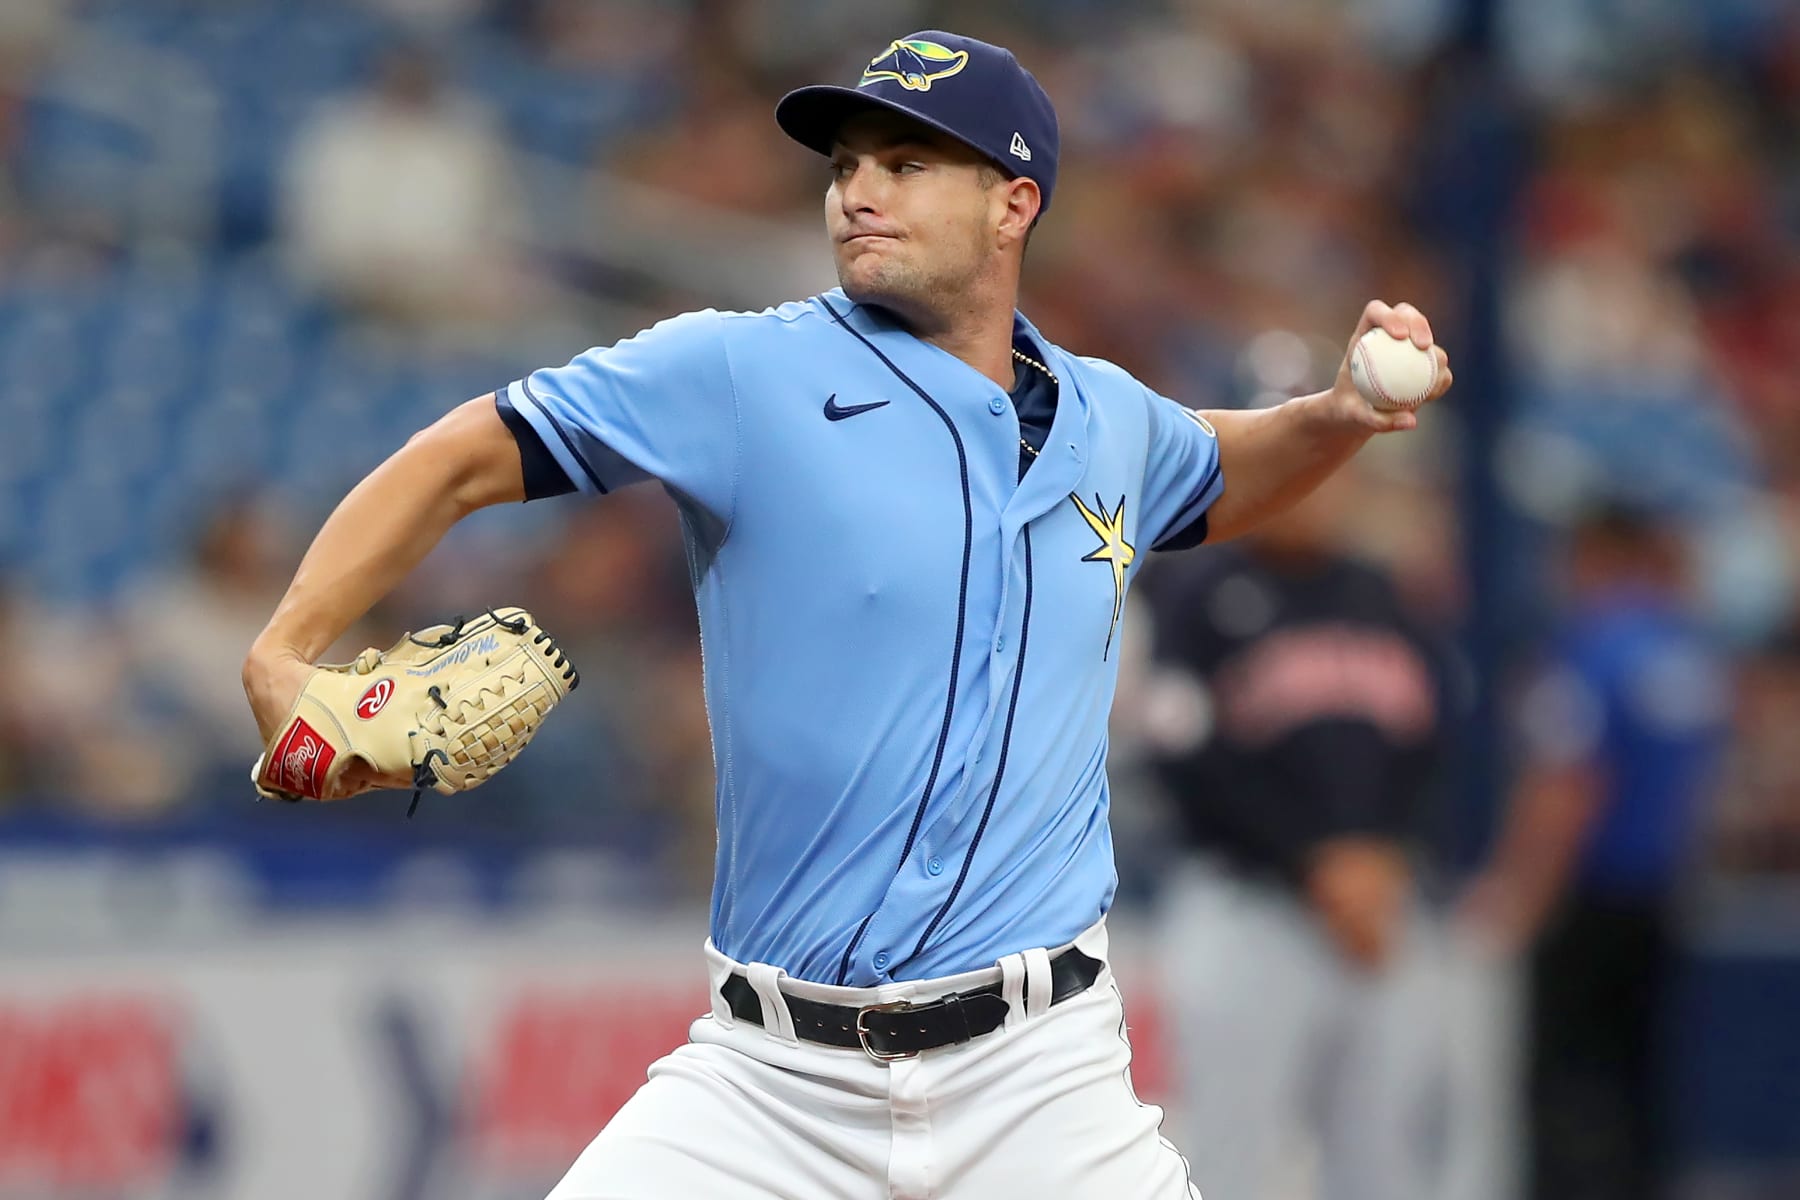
[493, 390, 577, 501]
[1141, 390, 1225, 552]
[501, 309, 739, 518]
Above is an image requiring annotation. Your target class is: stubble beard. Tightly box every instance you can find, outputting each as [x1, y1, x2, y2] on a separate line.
[839, 254, 946, 315]
[835, 228, 991, 330]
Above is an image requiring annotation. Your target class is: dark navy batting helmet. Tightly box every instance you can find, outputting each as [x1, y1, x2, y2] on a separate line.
[775, 31, 1061, 215]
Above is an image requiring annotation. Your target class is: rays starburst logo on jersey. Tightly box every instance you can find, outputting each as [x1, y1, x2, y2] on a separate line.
[859, 39, 970, 91]
[1070, 493, 1136, 660]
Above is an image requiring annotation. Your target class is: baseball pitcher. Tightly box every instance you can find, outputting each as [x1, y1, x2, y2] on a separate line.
[243, 31, 1452, 1199]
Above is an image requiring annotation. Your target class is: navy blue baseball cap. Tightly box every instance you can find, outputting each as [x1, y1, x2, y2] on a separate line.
[776, 31, 1060, 215]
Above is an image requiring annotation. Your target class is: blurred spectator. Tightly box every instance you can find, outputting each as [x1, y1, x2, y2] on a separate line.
[0, 80, 25, 260]
[0, 574, 181, 816]
[518, 0, 689, 74]
[0, 0, 64, 81]
[0, 578, 61, 801]
[1463, 502, 1733, 1200]
[120, 498, 355, 806]
[0, 0, 64, 257]
[280, 45, 534, 328]
[1136, 473, 1452, 1200]
[610, 59, 814, 219]
[1712, 628, 1800, 874]
[368, 0, 490, 34]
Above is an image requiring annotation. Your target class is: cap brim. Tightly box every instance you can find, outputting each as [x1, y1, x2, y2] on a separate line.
[775, 84, 1001, 168]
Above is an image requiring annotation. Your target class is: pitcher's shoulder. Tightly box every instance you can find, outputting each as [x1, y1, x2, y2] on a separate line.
[717, 292, 852, 332]
[1051, 348, 1157, 400]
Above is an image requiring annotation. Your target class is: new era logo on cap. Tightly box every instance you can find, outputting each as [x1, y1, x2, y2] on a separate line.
[774, 29, 1061, 215]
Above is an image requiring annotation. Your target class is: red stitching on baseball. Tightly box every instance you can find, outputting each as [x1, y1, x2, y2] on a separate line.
[1357, 340, 1394, 407]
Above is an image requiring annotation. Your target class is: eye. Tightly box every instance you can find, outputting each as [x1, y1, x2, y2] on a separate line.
[896, 161, 926, 175]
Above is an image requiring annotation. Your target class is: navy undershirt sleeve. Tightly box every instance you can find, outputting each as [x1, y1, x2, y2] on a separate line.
[494, 390, 578, 500]
[1154, 510, 1211, 551]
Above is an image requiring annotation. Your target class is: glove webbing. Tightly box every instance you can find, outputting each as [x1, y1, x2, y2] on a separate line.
[402, 610, 578, 819]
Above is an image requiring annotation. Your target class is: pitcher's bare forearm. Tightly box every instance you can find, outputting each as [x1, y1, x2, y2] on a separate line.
[1202, 395, 1373, 543]
[1199, 300, 1451, 544]
[251, 397, 526, 664]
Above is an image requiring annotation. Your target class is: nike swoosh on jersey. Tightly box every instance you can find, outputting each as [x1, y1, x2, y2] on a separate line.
[823, 394, 891, 421]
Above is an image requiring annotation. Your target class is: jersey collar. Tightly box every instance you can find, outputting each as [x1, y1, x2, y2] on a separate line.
[819, 291, 1084, 413]
[818, 290, 1092, 526]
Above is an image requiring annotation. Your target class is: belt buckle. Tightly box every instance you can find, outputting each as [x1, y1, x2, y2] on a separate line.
[855, 1000, 918, 1062]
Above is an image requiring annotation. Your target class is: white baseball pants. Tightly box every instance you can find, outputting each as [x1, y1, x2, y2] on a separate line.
[546, 919, 1200, 1199]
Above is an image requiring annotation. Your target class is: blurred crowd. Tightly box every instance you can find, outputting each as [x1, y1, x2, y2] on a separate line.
[0, 0, 1795, 887]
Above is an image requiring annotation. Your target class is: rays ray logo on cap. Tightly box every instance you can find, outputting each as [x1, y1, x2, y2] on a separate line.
[775, 30, 1061, 213]
[859, 39, 969, 91]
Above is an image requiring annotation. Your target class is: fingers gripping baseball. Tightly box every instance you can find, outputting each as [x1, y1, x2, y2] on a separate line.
[1337, 299, 1454, 433]
[1358, 299, 1432, 349]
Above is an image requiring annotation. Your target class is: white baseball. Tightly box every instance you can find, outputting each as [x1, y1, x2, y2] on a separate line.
[1349, 328, 1437, 412]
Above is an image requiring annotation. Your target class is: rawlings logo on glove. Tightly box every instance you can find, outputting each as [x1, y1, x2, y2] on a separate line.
[355, 678, 395, 719]
[269, 718, 335, 796]
[251, 608, 579, 815]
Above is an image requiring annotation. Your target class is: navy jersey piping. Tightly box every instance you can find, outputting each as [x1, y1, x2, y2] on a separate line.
[520, 375, 610, 494]
[820, 295, 975, 986]
[912, 525, 1035, 960]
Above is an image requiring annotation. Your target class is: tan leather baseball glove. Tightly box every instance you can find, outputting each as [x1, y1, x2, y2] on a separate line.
[251, 607, 578, 814]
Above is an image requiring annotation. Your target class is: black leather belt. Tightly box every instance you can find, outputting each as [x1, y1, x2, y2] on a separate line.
[719, 947, 1103, 1061]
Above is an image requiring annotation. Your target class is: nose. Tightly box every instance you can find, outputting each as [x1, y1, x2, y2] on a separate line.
[837, 159, 880, 218]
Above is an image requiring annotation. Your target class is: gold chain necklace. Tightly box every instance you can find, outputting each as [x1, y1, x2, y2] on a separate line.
[1012, 347, 1057, 459]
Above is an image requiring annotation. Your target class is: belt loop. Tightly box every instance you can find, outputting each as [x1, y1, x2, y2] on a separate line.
[706, 941, 739, 1028]
[746, 962, 799, 1046]
[1022, 947, 1052, 1021]
[999, 952, 1028, 1031]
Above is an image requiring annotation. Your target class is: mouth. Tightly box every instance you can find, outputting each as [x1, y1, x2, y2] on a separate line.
[840, 232, 900, 248]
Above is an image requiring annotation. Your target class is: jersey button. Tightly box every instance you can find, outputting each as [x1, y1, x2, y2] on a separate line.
[995, 635, 1006, 654]
[927, 856, 944, 876]
[873, 952, 890, 970]
[988, 396, 1006, 415]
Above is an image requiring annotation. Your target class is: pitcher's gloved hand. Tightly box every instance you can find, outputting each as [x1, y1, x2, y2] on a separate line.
[250, 608, 578, 815]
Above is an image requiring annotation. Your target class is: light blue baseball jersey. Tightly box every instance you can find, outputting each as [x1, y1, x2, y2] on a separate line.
[503, 289, 1223, 986]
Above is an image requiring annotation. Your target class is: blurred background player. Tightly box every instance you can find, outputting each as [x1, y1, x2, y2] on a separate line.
[1136, 467, 1452, 1200]
[1463, 502, 1732, 1200]
[1711, 626, 1800, 876]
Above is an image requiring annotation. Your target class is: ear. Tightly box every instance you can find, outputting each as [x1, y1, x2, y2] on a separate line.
[996, 176, 1041, 249]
